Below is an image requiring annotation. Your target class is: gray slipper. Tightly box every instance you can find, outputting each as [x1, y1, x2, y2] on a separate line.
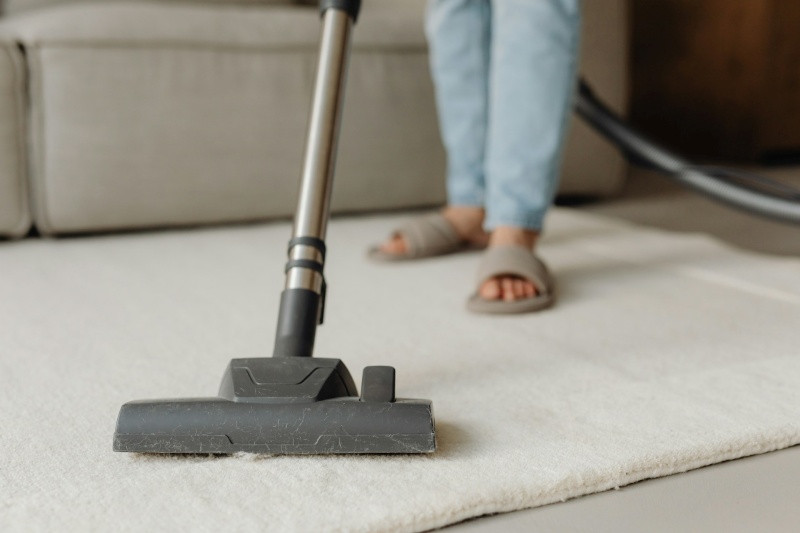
[467, 245, 556, 314]
[368, 213, 481, 262]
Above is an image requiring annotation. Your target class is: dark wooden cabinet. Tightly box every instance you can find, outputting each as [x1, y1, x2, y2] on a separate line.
[631, 0, 800, 163]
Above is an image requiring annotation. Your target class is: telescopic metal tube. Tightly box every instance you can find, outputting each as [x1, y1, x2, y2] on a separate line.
[285, 9, 352, 293]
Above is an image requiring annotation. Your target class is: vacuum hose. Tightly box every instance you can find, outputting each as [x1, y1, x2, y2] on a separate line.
[576, 79, 800, 226]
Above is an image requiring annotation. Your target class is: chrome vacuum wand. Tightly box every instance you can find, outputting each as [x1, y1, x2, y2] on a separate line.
[273, 3, 356, 359]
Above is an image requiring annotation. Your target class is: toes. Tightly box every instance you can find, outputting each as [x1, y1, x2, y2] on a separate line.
[392, 235, 407, 254]
[479, 275, 540, 302]
[513, 279, 524, 299]
[480, 278, 501, 300]
[380, 234, 407, 255]
[501, 277, 515, 302]
[525, 281, 537, 298]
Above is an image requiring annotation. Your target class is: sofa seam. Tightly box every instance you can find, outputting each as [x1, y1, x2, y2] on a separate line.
[25, 43, 55, 236]
[2, 41, 31, 238]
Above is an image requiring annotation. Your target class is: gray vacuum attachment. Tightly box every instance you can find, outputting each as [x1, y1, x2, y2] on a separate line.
[114, 358, 435, 454]
[113, 0, 436, 455]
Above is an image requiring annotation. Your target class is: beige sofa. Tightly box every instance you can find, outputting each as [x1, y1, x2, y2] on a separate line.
[0, 0, 628, 237]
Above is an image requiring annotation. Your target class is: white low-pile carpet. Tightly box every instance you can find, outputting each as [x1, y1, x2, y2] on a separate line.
[2, 209, 799, 532]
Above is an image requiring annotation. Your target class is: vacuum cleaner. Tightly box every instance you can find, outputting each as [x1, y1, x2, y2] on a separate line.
[113, 0, 436, 455]
[114, 1, 799, 456]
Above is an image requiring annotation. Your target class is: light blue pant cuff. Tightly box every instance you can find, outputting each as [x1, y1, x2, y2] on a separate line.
[484, 213, 546, 233]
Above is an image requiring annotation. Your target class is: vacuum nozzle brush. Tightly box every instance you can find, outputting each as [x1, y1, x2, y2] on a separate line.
[113, 358, 436, 454]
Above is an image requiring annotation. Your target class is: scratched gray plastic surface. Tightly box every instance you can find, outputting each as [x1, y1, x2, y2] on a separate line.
[113, 358, 436, 454]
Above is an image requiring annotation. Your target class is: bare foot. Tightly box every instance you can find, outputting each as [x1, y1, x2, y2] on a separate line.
[478, 226, 539, 302]
[379, 206, 489, 255]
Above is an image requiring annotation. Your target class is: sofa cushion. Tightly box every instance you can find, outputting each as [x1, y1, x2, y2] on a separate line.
[1, 1, 441, 234]
[0, 39, 30, 238]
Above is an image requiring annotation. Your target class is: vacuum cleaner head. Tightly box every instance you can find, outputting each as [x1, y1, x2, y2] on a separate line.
[114, 2, 436, 456]
[113, 358, 436, 454]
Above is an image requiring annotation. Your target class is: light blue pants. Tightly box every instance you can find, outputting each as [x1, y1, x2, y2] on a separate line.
[425, 0, 581, 232]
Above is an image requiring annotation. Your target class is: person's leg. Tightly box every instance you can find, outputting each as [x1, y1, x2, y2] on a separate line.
[428, 0, 492, 211]
[481, 0, 581, 301]
[381, 0, 492, 255]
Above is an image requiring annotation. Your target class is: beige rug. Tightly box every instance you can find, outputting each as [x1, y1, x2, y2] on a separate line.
[1, 209, 799, 532]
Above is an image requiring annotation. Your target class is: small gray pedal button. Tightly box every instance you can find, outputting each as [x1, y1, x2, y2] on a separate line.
[361, 366, 396, 402]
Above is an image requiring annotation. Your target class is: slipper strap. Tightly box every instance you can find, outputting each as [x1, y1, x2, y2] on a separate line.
[475, 246, 554, 296]
[395, 214, 462, 258]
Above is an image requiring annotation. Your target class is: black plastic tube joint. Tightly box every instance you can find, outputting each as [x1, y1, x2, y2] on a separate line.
[273, 288, 322, 358]
[319, 0, 361, 22]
